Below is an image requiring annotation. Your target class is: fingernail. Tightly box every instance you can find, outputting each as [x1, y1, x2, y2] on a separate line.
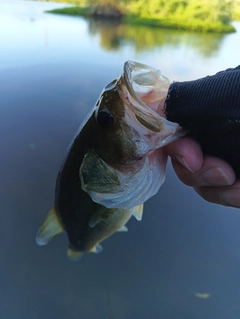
[221, 188, 240, 207]
[174, 154, 194, 172]
[200, 167, 232, 186]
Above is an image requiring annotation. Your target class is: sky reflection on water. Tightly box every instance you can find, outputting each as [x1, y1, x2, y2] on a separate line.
[1, 1, 240, 78]
[1, 1, 240, 318]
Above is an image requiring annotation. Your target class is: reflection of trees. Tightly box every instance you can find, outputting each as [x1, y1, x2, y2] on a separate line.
[88, 19, 123, 50]
[87, 19, 227, 57]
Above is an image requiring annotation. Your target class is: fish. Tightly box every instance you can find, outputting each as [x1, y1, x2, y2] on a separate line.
[36, 61, 240, 260]
[36, 61, 185, 260]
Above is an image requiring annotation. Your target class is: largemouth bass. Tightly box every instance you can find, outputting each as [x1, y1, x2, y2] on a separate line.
[37, 61, 240, 260]
[36, 61, 185, 260]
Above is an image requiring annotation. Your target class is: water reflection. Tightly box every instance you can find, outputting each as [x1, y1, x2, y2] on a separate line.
[88, 19, 226, 57]
[1, 1, 240, 319]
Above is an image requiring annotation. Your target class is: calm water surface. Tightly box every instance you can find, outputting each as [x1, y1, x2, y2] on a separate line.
[1, 1, 240, 318]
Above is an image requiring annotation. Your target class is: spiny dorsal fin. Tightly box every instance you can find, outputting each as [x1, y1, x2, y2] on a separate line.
[36, 207, 64, 246]
[67, 246, 82, 261]
[132, 204, 144, 221]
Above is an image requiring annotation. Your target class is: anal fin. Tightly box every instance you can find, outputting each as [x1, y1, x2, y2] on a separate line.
[117, 225, 128, 232]
[132, 204, 144, 221]
[89, 244, 103, 254]
[36, 207, 64, 246]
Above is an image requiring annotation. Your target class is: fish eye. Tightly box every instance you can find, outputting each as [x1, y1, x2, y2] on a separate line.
[97, 108, 114, 128]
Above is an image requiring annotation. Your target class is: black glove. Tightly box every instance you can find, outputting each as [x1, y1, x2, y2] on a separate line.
[165, 66, 240, 177]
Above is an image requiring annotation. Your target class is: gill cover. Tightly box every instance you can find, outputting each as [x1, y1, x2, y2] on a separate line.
[80, 150, 122, 194]
[80, 149, 168, 209]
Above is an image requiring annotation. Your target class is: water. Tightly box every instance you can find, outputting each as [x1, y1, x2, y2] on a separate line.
[1, 1, 240, 318]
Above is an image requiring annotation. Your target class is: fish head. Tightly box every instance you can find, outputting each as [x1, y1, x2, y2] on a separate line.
[87, 78, 141, 167]
[80, 61, 186, 209]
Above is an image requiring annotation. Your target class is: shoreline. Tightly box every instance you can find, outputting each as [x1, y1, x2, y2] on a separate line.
[46, 6, 236, 33]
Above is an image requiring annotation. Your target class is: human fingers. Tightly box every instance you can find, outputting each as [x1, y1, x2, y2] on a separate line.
[194, 181, 240, 208]
[164, 136, 238, 207]
[171, 156, 236, 187]
[164, 136, 203, 173]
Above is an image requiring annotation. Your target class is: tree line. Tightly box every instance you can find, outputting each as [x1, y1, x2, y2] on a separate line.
[48, 0, 240, 32]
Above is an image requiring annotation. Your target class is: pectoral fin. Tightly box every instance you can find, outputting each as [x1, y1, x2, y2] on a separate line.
[36, 207, 64, 246]
[80, 150, 122, 193]
[88, 208, 114, 228]
[132, 204, 144, 221]
[88, 213, 102, 228]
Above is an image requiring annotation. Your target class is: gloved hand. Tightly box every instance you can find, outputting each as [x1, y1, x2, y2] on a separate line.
[164, 66, 240, 208]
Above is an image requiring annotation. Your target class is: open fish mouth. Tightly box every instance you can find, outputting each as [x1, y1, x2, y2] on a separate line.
[124, 60, 169, 115]
[120, 61, 185, 148]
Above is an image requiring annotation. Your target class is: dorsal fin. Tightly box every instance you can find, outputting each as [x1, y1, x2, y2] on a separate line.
[132, 204, 144, 221]
[36, 207, 64, 246]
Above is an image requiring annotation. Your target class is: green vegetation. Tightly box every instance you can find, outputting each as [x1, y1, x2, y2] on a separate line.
[232, 1, 240, 21]
[46, 0, 236, 33]
[46, 0, 87, 4]
[48, 6, 89, 16]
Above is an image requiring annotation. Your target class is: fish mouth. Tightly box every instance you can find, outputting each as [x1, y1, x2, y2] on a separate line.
[124, 60, 169, 117]
[119, 61, 185, 148]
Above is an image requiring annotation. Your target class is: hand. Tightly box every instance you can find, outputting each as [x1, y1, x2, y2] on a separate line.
[164, 137, 240, 208]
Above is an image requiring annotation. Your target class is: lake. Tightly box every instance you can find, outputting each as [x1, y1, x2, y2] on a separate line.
[1, 1, 240, 318]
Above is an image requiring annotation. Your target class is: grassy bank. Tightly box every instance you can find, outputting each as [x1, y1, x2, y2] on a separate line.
[48, 6, 89, 16]
[46, 0, 236, 33]
[232, 1, 240, 21]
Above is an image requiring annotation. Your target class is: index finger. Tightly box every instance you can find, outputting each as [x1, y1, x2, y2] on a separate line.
[164, 136, 203, 172]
